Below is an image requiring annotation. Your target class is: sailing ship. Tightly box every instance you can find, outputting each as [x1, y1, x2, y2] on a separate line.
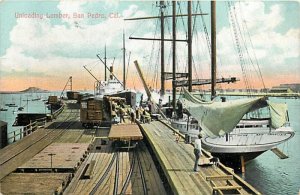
[179, 88, 295, 166]
[128, 1, 295, 169]
[168, 2, 294, 168]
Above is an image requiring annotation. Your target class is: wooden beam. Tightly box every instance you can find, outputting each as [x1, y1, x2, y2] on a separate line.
[271, 147, 289, 159]
[124, 13, 208, 21]
[241, 155, 245, 173]
[213, 186, 242, 190]
[129, 37, 187, 42]
[206, 175, 233, 181]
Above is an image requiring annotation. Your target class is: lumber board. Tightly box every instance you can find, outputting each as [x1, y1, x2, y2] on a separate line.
[213, 185, 242, 190]
[206, 175, 234, 181]
[108, 124, 143, 141]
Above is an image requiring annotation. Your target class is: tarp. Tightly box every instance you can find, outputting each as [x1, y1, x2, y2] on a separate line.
[267, 101, 288, 129]
[179, 88, 287, 138]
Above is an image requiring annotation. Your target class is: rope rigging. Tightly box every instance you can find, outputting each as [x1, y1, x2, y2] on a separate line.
[227, 1, 253, 95]
[238, 1, 266, 92]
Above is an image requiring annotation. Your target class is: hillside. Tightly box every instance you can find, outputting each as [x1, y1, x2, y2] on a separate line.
[19, 87, 49, 93]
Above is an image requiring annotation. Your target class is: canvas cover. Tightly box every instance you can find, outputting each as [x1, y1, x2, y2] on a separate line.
[179, 88, 287, 137]
[267, 101, 288, 129]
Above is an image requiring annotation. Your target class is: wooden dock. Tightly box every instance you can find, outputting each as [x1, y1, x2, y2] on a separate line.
[140, 120, 261, 195]
[0, 101, 166, 195]
[0, 101, 94, 194]
[17, 143, 90, 172]
[65, 140, 167, 195]
[0, 101, 261, 194]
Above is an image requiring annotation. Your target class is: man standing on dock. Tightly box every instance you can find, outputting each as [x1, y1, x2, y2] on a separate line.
[194, 134, 202, 172]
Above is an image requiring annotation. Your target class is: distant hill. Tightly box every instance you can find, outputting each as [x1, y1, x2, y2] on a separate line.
[20, 87, 49, 93]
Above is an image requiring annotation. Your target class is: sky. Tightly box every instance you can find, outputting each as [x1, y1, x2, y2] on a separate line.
[0, 0, 299, 91]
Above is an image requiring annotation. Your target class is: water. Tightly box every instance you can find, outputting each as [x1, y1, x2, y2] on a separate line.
[242, 98, 300, 195]
[1, 92, 299, 193]
[0, 92, 61, 139]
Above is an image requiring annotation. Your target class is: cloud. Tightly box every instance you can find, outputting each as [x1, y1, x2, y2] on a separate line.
[0, 2, 153, 82]
[0, 1, 299, 91]
[214, 2, 300, 88]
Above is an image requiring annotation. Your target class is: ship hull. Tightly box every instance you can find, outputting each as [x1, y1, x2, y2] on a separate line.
[202, 126, 295, 169]
[210, 151, 266, 170]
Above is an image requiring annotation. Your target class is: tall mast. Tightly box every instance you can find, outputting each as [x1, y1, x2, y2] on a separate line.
[211, 1, 216, 100]
[172, 1, 176, 109]
[188, 1, 192, 92]
[123, 31, 126, 90]
[160, 1, 165, 96]
[104, 44, 107, 81]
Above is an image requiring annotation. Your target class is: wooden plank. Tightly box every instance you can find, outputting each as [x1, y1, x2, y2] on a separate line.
[141, 122, 212, 195]
[206, 175, 234, 181]
[210, 180, 223, 195]
[0, 173, 71, 194]
[157, 120, 262, 195]
[83, 160, 95, 179]
[108, 124, 143, 141]
[138, 141, 167, 195]
[271, 147, 289, 159]
[213, 185, 242, 190]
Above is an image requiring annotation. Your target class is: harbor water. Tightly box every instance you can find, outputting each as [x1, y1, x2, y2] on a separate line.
[0, 93, 299, 194]
[0, 92, 60, 142]
[243, 98, 300, 195]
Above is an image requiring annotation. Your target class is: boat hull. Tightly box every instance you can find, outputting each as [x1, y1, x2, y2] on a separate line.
[202, 126, 295, 168]
[210, 151, 266, 170]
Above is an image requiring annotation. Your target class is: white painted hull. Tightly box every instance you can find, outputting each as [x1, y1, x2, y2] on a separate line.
[202, 126, 295, 154]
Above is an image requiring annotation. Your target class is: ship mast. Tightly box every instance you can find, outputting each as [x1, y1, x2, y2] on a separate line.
[172, 1, 176, 110]
[187, 1, 192, 92]
[211, 1, 217, 100]
[160, 1, 165, 96]
[123, 31, 126, 90]
[104, 44, 107, 81]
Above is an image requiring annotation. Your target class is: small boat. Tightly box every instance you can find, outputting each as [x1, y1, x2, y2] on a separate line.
[5, 103, 17, 107]
[31, 97, 41, 101]
[0, 108, 8, 111]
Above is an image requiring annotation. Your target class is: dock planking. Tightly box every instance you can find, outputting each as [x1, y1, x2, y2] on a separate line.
[0, 104, 82, 180]
[65, 137, 167, 195]
[17, 143, 90, 172]
[0, 101, 260, 194]
[0, 101, 91, 195]
[140, 120, 261, 195]
[0, 173, 71, 194]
